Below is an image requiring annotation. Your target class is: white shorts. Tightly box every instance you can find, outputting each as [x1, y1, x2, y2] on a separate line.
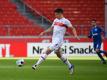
[48, 38, 63, 51]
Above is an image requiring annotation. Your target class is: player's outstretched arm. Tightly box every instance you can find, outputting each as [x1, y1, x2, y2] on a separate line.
[69, 26, 80, 40]
[101, 27, 105, 40]
[39, 27, 53, 36]
[88, 29, 92, 38]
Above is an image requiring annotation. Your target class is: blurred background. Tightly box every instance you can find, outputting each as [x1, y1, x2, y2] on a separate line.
[0, 0, 107, 58]
[0, 0, 106, 37]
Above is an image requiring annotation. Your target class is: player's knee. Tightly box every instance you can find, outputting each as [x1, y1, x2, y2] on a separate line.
[56, 53, 61, 58]
[46, 48, 52, 55]
[55, 51, 61, 58]
[95, 49, 100, 53]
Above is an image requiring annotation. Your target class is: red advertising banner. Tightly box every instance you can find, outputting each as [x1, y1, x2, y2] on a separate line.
[0, 38, 106, 57]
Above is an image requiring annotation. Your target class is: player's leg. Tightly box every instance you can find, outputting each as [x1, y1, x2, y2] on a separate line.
[55, 48, 72, 68]
[55, 48, 74, 74]
[99, 50, 107, 57]
[32, 48, 52, 70]
[94, 42, 106, 64]
[96, 49, 106, 64]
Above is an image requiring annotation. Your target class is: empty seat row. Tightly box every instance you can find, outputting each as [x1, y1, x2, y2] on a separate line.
[0, 0, 44, 36]
[23, 0, 104, 36]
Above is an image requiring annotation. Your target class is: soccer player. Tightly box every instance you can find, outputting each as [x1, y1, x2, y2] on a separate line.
[32, 8, 79, 74]
[88, 19, 107, 64]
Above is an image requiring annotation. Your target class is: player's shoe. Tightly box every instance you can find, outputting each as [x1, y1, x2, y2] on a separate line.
[32, 64, 38, 70]
[69, 64, 74, 74]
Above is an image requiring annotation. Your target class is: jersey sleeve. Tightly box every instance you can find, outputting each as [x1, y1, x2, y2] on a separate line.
[100, 27, 104, 32]
[88, 29, 93, 38]
[65, 19, 73, 28]
[99, 27, 105, 36]
[51, 19, 56, 27]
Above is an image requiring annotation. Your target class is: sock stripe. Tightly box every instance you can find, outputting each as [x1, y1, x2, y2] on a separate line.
[69, 65, 74, 70]
[41, 56, 45, 60]
[63, 59, 67, 63]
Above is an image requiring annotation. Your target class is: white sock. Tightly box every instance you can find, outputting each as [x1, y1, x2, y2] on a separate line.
[60, 55, 72, 68]
[35, 53, 48, 66]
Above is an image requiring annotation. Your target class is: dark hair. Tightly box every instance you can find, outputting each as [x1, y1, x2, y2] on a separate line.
[92, 19, 96, 22]
[54, 8, 63, 13]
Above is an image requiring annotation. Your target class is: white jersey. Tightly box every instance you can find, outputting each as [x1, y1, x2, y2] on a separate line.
[52, 18, 72, 42]
[49, 18, 72, 51]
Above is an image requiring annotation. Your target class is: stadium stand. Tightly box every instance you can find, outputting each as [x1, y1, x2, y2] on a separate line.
[0, 0, 44, 36]
[24, 0, 104, 25]
[0, 0, 105, 36]
[24, 0, 105, 35]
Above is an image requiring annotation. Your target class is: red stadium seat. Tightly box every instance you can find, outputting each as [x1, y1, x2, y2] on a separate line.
[0, 0, 44, 36]
[0, 0, 104, 36]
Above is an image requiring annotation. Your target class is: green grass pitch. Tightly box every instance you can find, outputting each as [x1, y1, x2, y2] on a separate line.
[0, 59, 107, 80]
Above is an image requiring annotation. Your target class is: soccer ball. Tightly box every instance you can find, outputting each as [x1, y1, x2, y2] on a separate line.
[16, 59, 24, 67]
